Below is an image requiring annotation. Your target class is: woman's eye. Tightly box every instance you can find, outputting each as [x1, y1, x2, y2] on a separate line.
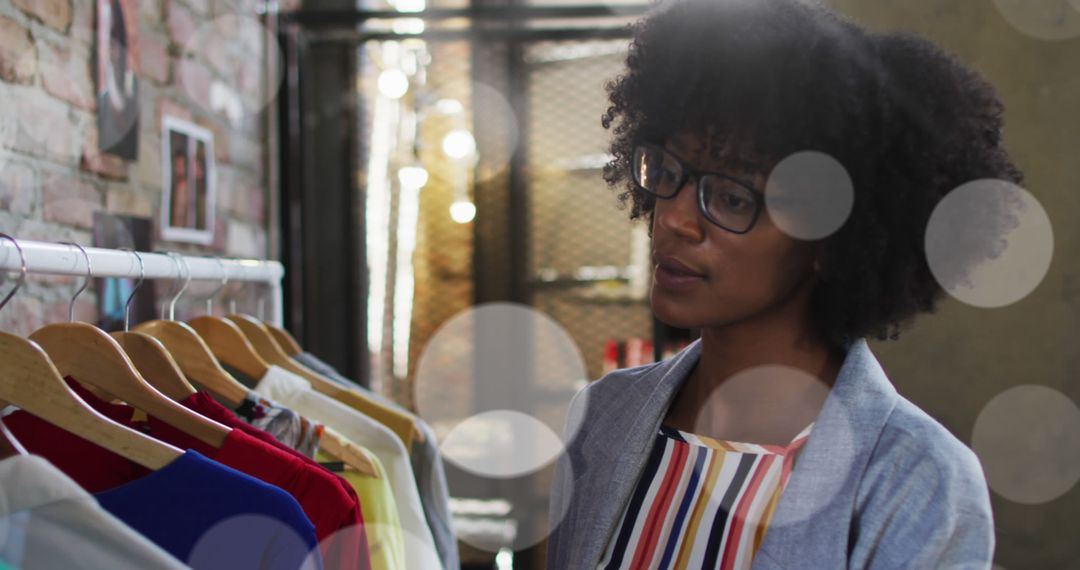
[720, 193, 749, 210]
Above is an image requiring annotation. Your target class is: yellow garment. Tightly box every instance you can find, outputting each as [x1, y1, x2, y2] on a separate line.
[317, 451, 406, 570]
[332, 390, 417, 451]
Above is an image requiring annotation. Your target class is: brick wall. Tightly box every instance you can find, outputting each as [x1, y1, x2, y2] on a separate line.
[0, 0, 283, 331]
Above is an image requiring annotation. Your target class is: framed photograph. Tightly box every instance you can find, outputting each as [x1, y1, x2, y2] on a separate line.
[96, 0, 139, 159]
[161, 116, 215, 245]
[93, 213, 156, 332]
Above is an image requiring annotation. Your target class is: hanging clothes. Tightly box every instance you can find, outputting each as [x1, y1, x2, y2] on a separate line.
[180, 390, 377, 570]
[0, 454, 187, 570]
[96, 450, 319, 570]
[317, 451, 408, 570]
[251, 365, 442, 570]
[4, 378, 370, 570]
[226, 390, 407, 570]
[294, 352, 460, 570]
[0, 411, 320, 570]
[234, 392, 323, 458]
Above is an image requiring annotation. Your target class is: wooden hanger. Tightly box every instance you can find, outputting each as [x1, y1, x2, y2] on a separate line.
[321, 426, 379, 478]
[135, 320, 251, 406]
[0, 332, 184, 470]
[30, 245, 231, 449]
[223, 315, 383, 474]
[226, 314, 341, 393]
[266, 323, 303, 357]
[226, 313, 425, 445]
[188, 315, 271, 381]
[33, 324, 231, 449]
[0, 236, 181, 469]
[134, 252, 252, 405]
[111, 250, 198, 401]
[113, 331, 197, 400]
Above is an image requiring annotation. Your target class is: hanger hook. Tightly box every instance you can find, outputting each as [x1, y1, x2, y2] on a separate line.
[205, 257, 229, 315]
[59, 242, 92, 323]
[0, 233, 27, 314]
[166, 253, 192, 321]
[119, 248, 145, 332]
[158, 252, 182, 320]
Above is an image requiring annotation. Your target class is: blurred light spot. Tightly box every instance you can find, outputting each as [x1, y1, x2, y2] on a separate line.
[378, 69, 410, 99]
[765, 150, 853, 240]
[450, 200, 476, 224]
[925, 180, 1053, 308]
[398, 165, 429, 189]
[394, 0, 426, 12]
[442, 129, 476, 160]
[436, 98, 464, 114]
[973, 384, 1080, 504]
[392, 17, 425, 34]
[991, 0, 1080, 40]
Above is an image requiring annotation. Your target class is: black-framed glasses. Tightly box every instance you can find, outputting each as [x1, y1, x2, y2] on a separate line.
[631, 143, 765, 234]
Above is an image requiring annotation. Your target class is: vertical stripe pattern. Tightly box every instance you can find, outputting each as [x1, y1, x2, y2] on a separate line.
[597, 422, 814, 570]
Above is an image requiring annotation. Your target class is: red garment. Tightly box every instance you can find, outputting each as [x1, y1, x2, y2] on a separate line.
[3, 399, 152, 493]
[8, 379, 371, 570]
[180, 392, 375, 570]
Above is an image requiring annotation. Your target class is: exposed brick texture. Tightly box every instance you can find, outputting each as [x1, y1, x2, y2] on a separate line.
[0, 0, 270, 321]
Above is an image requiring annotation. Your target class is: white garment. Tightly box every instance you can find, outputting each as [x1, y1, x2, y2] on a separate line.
[0, 454, 187, 570]
[254, 366, 441, 570]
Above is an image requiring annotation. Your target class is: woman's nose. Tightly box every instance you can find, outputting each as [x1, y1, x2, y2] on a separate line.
[654, 177, 705, 242]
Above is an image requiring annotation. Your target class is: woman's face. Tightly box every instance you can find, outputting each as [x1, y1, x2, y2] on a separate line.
[649, 129, 818, 329]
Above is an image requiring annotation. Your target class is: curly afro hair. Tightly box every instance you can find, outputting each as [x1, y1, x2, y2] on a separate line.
[602, 0, 1024, 348]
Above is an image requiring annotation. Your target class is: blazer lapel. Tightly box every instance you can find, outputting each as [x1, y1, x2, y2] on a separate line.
[573, 341, 703, 568]
[751, 337, 900, 569]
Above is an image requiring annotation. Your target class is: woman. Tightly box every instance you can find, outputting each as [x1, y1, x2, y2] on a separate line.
[548, 0, 1020, 568]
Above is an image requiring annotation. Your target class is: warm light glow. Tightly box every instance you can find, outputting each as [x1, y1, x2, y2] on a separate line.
[450, 200, 476, 224]
[392, 17, 425, 34]
[398, 166, 429, 189]
[442, 129, 476, 160]
[377, 69, 409, 99]
[435, 98, 464, 114]
[393, 0, 426, 12]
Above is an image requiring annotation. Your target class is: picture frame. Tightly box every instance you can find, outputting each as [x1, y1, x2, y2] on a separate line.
[96, 0, 139, 159]
[160, 116, 216, 245]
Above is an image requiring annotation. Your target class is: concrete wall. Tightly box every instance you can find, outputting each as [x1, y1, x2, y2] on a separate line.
[826, 2, 1080, 568]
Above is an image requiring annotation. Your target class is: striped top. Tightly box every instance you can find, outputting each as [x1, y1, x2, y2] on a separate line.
[597, 421, 815, 570]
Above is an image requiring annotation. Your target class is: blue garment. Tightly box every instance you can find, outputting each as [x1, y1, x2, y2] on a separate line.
[95, 450, 321, 570]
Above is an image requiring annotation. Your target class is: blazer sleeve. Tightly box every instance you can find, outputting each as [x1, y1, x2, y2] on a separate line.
[546, 382, 592, 569]
[849, 417, 996, 570]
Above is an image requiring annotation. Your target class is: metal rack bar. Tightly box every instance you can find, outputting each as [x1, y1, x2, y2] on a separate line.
[282, 4, 650, 26]
[0, 238, 285, 325]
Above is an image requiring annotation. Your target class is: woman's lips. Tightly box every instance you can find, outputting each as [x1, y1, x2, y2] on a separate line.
[654, 255, 707, 290]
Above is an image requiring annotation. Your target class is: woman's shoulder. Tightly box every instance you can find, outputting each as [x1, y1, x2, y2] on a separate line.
[870, 395, 990, 504]
[847, 394, 995, 567]
[850, 393, 995, 560]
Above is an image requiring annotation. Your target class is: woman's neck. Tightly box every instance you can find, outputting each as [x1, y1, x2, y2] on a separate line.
[663, 276, 845, 445]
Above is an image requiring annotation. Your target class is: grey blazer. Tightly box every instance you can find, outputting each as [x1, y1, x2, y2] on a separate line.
[547, 337, 995, 569]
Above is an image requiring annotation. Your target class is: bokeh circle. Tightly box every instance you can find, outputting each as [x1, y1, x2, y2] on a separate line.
[925, 180, 1053, 308]
[991, 0, 1080, 41]
[764, 150, 854, 240]
[972, 384, 1080, 504]
[179, 14, 285, 122]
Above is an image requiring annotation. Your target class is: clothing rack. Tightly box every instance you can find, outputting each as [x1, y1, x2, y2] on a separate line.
[0, 238, 285, 325]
